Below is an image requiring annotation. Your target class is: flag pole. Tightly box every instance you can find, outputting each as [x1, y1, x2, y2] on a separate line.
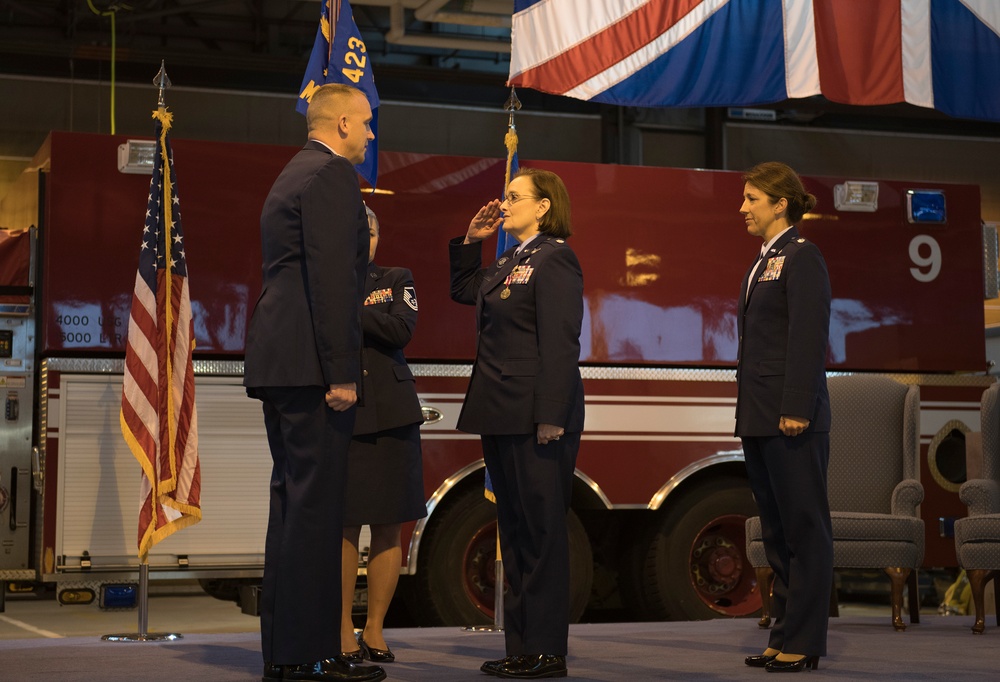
[462, 89, 523, 634]
[103, 60, 182, 644]
[488, 86, 521, 632]
[496, 87, 521, 257]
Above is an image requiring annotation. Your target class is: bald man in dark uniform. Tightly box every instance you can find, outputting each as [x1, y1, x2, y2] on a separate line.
[244, 83, 385, 682]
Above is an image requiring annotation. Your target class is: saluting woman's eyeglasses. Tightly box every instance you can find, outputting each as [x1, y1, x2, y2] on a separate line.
[502, 193, 538, 205]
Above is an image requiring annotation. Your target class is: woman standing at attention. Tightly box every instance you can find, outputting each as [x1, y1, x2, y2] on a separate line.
[340, 206, 426, 665]
[736, 161, 833, 673]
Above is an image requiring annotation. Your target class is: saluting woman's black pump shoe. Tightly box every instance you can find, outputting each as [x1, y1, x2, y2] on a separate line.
[745, 653, 778, 667]
[765, 655, 820, 672]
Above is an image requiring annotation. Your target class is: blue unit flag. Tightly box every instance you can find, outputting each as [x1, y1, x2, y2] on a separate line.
[297, 0, 380, 187]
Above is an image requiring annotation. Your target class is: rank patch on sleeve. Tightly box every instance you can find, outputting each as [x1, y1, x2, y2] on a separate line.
[403, 286, 418, 311]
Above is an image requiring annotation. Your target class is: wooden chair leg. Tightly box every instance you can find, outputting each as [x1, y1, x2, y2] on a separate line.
[885, 567, 910, 631]
[967, 569, 991, 634]
[994, 571, 1000, 629]
[756, 566, 773, 628]
[829, 574, 839, 617]
[906, 569, 920, 624]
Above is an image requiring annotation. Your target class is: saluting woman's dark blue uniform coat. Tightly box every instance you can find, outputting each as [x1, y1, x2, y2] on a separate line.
[450, 235, 585, 435]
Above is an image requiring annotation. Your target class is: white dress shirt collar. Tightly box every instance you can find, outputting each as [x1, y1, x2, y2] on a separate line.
[309, 138, 343, 158]
[761, 226, 793, 258]
[515, 233, 541, 254]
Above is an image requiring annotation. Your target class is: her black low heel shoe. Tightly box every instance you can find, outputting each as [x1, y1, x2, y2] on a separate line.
[338, 649, 363, 664]
[359, 632, 395, 663]
[745, 653, 778, 667]
[765, 655, 819, 672]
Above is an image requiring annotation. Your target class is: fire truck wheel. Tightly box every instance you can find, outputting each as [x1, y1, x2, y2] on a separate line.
[642, 477, 762, 621]
[406, 483, 593, 626]
[618, 522, 660, 620]
[198, 578, 241, 602]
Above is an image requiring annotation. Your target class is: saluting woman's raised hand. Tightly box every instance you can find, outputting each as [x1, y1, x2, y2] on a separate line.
[464, 199, 503, 244]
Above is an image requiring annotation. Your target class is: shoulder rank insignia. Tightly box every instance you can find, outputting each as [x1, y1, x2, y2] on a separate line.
[796, 238, 805, 243]
[364, 287, 393, 306]
[403, 286, 418, 311]
[757, 256, 785, 282]
[497, 256, 508, 267]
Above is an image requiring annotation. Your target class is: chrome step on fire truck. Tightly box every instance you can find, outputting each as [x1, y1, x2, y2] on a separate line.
[0, 131, 996, 622]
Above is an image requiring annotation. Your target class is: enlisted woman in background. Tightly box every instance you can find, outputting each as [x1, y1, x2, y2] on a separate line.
[449, 168, 584, 680]
[736, 162, 833, 673]
[340, 205, 426, 664]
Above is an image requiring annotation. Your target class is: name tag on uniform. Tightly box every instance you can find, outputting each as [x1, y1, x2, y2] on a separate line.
[364, 288, 393, 306]
[757, 256, 785, 282]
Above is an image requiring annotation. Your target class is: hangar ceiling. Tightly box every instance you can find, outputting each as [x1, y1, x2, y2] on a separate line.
[2, 1, 1000, 132]
[0, 1, 518, 101]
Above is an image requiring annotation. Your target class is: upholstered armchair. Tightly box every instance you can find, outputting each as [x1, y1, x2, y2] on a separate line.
[955, 382, 1000, 634]
[746, 374, 924, 631]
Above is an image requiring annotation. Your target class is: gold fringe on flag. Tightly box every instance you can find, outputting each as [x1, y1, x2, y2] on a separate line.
[504, 126, 518, 190]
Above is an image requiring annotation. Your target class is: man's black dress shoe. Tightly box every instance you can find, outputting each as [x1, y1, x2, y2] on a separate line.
[495, 654, 567, 679]
[765, 655, 820, 673]
[358, 632, 395, 663]
[481, 655, 525, 676]
[745, 653, 778, 667]
[263, 662, 284, 681]
[282, 657, 386, 681]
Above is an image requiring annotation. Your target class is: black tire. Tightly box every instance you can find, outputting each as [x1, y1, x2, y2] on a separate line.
[641, 477, 762, 621]
[408, 482, 593, 626]
[199, 578, 242, 602]
[617, 522, 659, 621]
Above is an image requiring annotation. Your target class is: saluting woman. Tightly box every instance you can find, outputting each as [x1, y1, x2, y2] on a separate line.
[449, 168, 585, 680]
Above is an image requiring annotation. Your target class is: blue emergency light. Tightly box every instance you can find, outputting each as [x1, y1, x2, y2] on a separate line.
[906, 190, 946, 224]
[99, 583, 138, 609]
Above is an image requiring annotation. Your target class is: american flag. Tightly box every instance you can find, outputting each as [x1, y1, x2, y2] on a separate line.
[509, 0, 1000, 122]
[120, 108, 202, 561]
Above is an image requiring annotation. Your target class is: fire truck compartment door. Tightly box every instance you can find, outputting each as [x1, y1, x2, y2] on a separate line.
[54, 375, 270, 570]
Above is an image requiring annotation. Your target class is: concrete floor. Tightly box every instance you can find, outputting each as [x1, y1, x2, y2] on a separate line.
[0, 583, 917, 642]
[1, 589, 256, 640]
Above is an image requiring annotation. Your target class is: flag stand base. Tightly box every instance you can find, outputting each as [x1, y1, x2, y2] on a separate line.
[461, 556, 504, 633]
[461, 625, 502, 632]
[101, 632, 182, 642]
[101, 563, 183, 642]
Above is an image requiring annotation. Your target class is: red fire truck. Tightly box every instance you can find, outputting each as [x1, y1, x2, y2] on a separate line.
[0, 131, 994, 622]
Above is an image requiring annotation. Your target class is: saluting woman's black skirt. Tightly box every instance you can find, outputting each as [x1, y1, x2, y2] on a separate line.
[343, 422, 427, 526]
